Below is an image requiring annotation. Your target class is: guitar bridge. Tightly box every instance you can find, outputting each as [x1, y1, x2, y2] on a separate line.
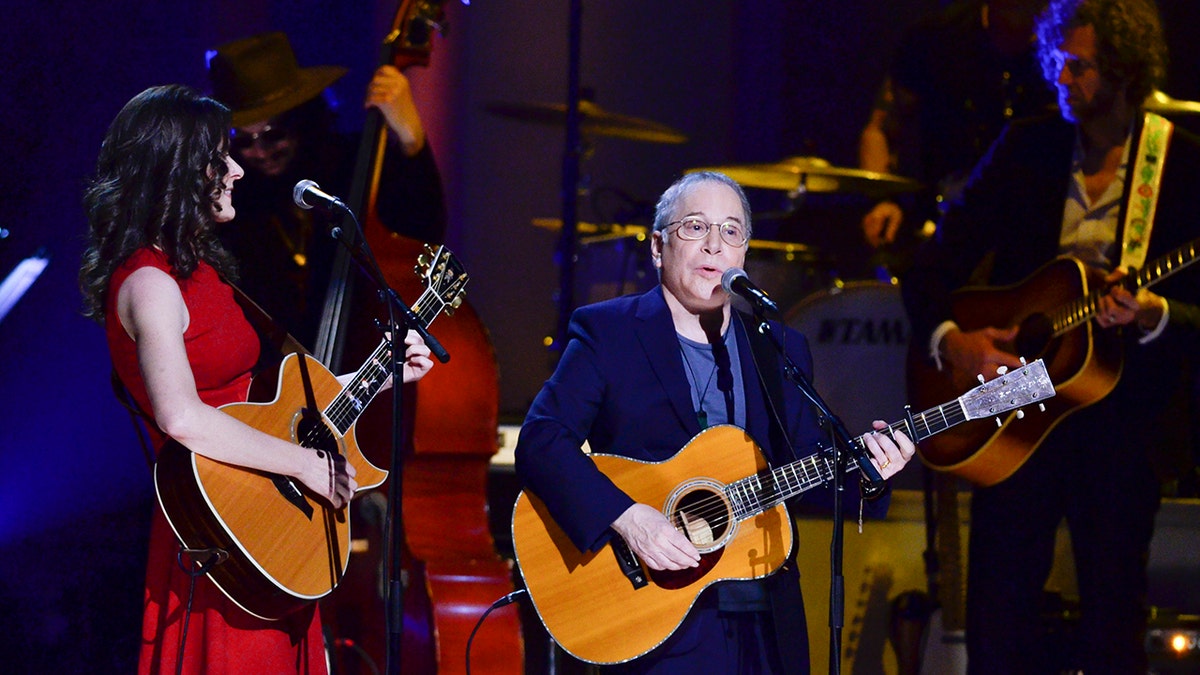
[271, 474, 315, 520]
[611, 536, 648, 590]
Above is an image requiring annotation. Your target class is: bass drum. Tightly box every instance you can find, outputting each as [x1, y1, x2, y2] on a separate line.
[785, 281, 911, 444]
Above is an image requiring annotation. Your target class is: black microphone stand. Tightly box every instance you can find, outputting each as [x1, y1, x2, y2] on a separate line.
[750, 311, 883, 675]
[325, 209, 449, 675]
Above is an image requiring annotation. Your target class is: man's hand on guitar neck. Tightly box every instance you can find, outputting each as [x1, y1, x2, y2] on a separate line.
[940, 326, 1024, 380]
[612, 503, 701, 571]
[1096, 268, 1168, 332]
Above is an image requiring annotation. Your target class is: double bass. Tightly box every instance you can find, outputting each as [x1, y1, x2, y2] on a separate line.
[313, 2, 523, 672]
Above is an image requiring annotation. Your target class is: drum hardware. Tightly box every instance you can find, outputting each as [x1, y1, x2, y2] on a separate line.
[785, 281, 911, 443]
[687, 156, 921, 199]
[483, 99, 688, 144]
[1145, 90, 1200, 115]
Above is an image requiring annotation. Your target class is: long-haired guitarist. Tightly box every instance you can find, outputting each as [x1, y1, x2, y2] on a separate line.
[514, 171, 916, 673]
[901, 0, 1200, 671]
[79, 85, 434, 675]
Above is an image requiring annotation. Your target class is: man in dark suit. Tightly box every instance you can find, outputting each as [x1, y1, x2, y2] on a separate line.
[902, 0, 1200, 671]
[514, 171, 916, 673]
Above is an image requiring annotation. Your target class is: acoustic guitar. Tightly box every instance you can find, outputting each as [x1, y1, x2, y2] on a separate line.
[511, 359, 1055, 665]
[155, 245, 466, 621]
[907, 237, 1200, 486]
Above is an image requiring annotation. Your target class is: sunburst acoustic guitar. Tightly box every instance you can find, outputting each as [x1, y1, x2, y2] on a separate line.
[907, 237, 1199, 486]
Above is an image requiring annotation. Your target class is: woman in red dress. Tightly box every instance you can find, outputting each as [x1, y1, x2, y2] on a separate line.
[79, 84, 433, 674]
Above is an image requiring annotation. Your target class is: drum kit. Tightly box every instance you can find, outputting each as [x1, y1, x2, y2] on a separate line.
[491, 88, 1200, 480]
[486, 97, 927, 424]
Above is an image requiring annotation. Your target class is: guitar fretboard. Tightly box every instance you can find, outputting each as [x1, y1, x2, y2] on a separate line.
[322, 285, 445, 435]
[1050, 237, 1200, 337]
[723, 358, 1052, 520]
[725, 399, 966, 520]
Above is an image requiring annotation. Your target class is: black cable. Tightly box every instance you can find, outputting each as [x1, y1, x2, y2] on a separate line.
[464, 589, 527, 675]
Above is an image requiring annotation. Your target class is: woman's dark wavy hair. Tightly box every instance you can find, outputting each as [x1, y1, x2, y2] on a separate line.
[80, 84, 239, 323]
[1035, 0, 1166, 105]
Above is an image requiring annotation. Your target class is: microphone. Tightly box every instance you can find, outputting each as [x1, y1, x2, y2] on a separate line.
[721, 267, 780, 316]
[293, 179, 349, 212]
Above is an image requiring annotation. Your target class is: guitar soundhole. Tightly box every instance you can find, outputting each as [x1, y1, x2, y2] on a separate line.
[1015, 313, 1053, 358]
[294, 409, 340, 456]
[669, 485, 732, 552]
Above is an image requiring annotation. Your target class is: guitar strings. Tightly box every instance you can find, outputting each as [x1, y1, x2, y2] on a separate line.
[296, 288, 442, 452]
[653, 412, 958, 541]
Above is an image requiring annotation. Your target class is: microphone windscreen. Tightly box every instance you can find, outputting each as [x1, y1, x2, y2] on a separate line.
[292, 179, 318, 209]
[721, 266, 747, 293]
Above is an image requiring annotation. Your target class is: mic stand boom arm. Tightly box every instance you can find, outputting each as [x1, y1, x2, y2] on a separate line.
[752, 314, 884, 675]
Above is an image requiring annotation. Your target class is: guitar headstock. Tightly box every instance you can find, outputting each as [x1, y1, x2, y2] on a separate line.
[412, 244, 467, 324]
[959, 359, 1056, 421]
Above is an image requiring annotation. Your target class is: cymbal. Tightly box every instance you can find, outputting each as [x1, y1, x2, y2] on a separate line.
[531, 218, 817, 257]
[1145, 90, 1200, 115]
[483, 100, 687, 144]
[688, 156, 921, 197]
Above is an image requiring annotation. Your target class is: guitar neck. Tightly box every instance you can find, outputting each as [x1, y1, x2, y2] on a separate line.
[322, 285, 445, 434]
[728, 358, 1053, 518]
[1051, 237, 1200, 337]
[728, 399, 967, 519]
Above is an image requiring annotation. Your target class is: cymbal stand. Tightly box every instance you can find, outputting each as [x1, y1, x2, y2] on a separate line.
[552, 0, 584, 356]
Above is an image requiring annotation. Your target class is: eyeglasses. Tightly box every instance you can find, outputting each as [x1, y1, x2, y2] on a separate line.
[230, 124, 288, 152]
[1049, 51, 1098, 78]
[667, 217, 749, 247]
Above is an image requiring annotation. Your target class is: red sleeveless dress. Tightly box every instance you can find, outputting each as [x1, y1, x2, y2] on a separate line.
[106, 248, 327, 675]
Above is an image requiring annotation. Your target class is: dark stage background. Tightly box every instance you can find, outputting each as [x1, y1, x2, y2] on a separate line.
[1, 1, 1197, 671]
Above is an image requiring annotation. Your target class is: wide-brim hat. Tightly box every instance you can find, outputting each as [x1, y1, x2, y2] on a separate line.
[208, 31, 347, 127]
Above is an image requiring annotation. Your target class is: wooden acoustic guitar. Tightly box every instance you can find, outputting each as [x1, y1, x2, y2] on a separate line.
[907, 237, 1199, 486]
[155, 245, 466, 620]
[511, 360, 1055, 665]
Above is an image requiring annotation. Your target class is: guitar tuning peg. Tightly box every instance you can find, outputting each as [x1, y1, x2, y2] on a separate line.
[1038, 403, 1046, 412]
[424, 243, 434, 255]
[996, 365, 1009, 375]
[451, 296, 464, 309]
[1019, 356, 1028, 365]
[977, 374, 986, 384]
[995, 417, 1003, 428]
[1015, 410, 1025, 419]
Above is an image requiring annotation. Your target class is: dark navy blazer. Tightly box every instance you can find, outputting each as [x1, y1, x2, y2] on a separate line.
[514, 285, 889, 670]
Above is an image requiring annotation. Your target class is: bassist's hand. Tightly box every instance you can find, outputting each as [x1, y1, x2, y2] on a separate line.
[941, 326, 1023, 380]
[367, 65, 425, 157]
[611, 503, 700, 571]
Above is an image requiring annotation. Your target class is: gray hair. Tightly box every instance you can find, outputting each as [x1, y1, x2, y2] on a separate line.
[652, 171, 753, 239]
